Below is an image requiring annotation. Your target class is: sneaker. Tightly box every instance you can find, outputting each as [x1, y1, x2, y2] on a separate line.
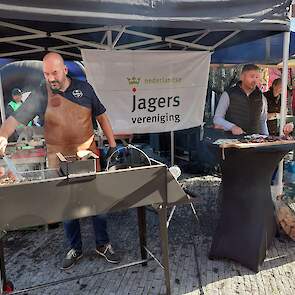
[95, 243, 120, 264]
[61, 249, 83, 270]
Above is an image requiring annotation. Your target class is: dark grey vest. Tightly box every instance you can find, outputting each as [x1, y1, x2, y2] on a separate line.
[225, 84, 263, 134]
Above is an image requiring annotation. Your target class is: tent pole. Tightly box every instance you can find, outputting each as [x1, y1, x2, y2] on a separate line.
[277, 30, 291, 195]
[170, 131, 174, 166]
[211, 91, 216, 117]
[0, 74, 5, 124]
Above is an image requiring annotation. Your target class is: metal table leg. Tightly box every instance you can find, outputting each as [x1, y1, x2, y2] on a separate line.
[0, 233, 7, 294]
[137, 207, 147, 266]
[158, 205, 171, 295]
[0, 232, 13, 294]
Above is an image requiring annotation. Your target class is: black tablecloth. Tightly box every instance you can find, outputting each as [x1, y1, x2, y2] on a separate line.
[209, 143, 295, 272]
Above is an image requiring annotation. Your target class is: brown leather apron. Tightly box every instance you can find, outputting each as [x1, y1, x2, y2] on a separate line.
[44, 88, 98, 169]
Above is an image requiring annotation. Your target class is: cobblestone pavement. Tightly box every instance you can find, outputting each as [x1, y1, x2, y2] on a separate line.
[2, 175, 295, 295]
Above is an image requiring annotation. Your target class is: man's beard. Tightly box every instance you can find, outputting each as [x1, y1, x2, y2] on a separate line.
[248, 83, 256, 90]
[48, 80, 62, 94]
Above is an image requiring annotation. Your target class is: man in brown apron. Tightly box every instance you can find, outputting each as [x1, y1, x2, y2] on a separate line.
[0, 52, 120, 270]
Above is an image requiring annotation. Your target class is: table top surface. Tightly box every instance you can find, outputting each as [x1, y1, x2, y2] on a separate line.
[216, 139, 295, 149]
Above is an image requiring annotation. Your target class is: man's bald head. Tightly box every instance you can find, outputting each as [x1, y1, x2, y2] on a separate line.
[43, 52, 69, 92]
[43, 52, 65, 65]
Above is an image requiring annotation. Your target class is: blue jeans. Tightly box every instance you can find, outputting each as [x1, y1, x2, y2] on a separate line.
[63, 214, 109, 251]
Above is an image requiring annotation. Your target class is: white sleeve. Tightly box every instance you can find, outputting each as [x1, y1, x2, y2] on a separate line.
[213, 91, 235, 131]
[260, 95, 269, 136]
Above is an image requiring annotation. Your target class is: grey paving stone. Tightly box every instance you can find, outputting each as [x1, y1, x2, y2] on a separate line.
[2, 175, 295, 295]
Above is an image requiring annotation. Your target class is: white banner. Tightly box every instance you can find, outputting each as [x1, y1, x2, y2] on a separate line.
[81, 50, 211, 134]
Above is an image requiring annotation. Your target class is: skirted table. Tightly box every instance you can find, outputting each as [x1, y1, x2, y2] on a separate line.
[209, 140, 295, 272]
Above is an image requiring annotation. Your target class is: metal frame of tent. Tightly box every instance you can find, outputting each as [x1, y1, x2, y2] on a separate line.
[0, 22, 292, 163]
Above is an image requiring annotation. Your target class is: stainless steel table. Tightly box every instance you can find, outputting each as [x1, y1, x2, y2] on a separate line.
[0, 159, 187, 295]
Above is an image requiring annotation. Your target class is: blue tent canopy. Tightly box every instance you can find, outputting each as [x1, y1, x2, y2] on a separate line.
[212, 31, 295, 65]
[0, 1, 291, 61]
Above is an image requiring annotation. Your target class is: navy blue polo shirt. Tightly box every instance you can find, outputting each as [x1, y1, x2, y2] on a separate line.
[12, 78, 106, 128]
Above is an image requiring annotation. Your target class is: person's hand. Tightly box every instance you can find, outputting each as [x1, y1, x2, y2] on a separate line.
[283, 122, 294, 135]
[0, 167, 17, 182]
[105, 146, 117, 161]
[0, 166, 5, 178]
[213, 124, 225, 130]
[0, 136, 8, 156]
[231, 126, 245, 135]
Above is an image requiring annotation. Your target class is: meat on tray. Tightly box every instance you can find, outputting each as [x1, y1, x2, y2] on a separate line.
[0, 177, 16, 185]
[214, 135, 295, 146]
[0, 167, 17, 185]
[238, 135, 294, 144]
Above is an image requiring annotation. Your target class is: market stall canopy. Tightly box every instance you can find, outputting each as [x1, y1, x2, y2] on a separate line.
[212, 31, 295, 64]
[0, 0, 292, 60]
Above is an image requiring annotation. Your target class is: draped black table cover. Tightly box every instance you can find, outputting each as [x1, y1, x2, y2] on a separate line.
[209, 143, 295, 272]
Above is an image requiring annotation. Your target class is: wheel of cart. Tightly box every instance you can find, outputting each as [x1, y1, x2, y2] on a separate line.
[106, 144, 152, 171]
[106, 144, 199, 226]
[106, 144, 156, 215]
